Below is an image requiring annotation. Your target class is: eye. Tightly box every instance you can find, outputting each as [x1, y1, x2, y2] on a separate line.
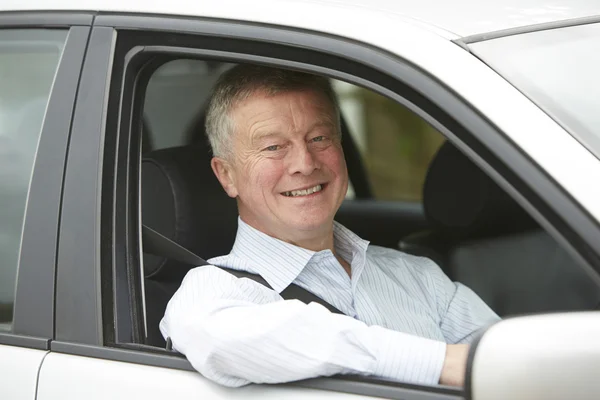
[311, 136, 326, 142]
[264, 145, 281, 151]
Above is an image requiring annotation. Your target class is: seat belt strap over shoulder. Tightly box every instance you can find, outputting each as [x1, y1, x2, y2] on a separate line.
[220, 268, 344, 315]
[143, 224, 209, 267]
[142, 225, 343, 315]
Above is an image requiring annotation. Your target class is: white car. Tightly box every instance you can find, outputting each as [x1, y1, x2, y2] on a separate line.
[1, 1, 600, 399]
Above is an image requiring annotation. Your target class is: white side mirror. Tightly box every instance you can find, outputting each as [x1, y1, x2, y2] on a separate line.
[467, 312, 600, 400]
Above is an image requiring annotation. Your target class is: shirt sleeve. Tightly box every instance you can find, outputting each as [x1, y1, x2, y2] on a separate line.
[420, 259, 501, 344]
[160, 265, 447, 387]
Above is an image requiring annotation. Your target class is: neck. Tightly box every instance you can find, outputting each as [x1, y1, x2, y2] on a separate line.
[239, 215, 351, 276]
[238, 213, 334, 251]
[288, 231, 335, 253]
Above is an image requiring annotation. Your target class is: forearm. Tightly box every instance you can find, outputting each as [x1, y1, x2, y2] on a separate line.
[439, 344, 469, 386]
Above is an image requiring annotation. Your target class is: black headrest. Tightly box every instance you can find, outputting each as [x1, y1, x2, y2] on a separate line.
[423, 142, 537, 239]
[141, 144, 238, 280]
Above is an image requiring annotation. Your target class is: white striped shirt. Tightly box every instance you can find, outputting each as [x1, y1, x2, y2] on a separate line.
[160, 218, 499, 387]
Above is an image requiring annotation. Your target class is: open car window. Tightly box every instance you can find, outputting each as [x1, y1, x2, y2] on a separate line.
[136, 59, 600, 342]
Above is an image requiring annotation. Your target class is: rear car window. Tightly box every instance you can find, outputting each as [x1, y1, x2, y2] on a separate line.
[335, 82, 444, 201]
[0, 29, 67, 331]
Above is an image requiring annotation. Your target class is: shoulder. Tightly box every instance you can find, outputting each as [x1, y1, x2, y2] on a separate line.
[175, 264, 281, 303]
[366, 245, 436, 267]
[366, 245, 446, 280]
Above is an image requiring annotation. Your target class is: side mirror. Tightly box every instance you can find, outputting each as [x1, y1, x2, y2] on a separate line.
[466, 312, 600, 400]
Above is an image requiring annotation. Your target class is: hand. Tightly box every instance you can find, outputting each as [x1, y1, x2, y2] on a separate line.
[439, 344, 469, 387]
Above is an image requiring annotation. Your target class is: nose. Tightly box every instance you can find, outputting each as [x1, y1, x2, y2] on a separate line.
[287, 143, 320, 176]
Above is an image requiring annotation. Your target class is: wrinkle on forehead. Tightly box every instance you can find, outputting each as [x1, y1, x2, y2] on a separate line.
[228, 90, 339, 163]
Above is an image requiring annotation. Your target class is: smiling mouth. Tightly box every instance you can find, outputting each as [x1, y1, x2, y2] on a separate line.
[282, 184, 324, 197]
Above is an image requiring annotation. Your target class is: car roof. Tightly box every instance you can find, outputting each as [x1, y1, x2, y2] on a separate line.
[2, 0, 600, 38]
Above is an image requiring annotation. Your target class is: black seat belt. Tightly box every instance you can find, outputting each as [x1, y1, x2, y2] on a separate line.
[142, 225, 343, 315]
[143, 224, 210, 267]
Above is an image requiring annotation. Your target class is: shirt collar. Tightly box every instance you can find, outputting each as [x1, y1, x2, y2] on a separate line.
[332, 221, 370, 265]
[230, 218, 370, 293]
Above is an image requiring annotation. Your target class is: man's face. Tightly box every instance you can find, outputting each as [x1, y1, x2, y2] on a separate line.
[211, 89, 348, 242]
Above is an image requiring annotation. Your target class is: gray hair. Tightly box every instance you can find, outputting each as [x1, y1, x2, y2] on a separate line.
[205, 64, 341, 159]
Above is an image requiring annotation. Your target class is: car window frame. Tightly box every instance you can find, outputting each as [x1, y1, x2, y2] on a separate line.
[0, 12, 92, 349]
[51, 13, 600, 400]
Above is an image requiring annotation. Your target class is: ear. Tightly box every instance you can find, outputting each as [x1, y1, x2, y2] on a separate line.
[211, 156, 239, 198]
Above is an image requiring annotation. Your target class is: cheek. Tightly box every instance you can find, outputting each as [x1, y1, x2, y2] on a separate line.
[243, 158, 284, 197]
[321, 147, 347, 177]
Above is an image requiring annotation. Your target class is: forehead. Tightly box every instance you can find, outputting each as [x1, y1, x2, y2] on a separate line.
[231, 88, 336, 123]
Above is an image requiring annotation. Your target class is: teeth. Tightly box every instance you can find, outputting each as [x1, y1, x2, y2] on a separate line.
[284, 184, 323, 197]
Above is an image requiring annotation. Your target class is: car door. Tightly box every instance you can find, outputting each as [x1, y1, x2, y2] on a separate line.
[36, 10, 600, 400]
[0, 12, 90, 399]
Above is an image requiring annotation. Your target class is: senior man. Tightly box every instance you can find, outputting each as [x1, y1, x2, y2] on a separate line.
[160, 64, 499, 388]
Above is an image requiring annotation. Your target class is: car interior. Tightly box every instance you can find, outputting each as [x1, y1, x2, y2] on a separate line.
[138, 59, 600, 348]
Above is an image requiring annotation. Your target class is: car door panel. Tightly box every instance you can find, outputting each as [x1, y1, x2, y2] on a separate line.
[0, 345, 48, 400]
[53, 26, 115, 346]
[36, 352, 373, 400]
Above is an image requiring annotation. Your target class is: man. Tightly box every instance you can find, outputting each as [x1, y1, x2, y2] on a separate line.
[160, 64, 499, 388]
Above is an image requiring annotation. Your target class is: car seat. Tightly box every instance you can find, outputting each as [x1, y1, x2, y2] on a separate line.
[399, 142, 600, 316]
[141, 143, 238, 347]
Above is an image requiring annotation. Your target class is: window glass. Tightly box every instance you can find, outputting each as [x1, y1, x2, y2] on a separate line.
[470, 22, 600, 160]
[334, 82, 444, 201]
[0, 29, 67, 331]
[144, 60, 231, 150]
